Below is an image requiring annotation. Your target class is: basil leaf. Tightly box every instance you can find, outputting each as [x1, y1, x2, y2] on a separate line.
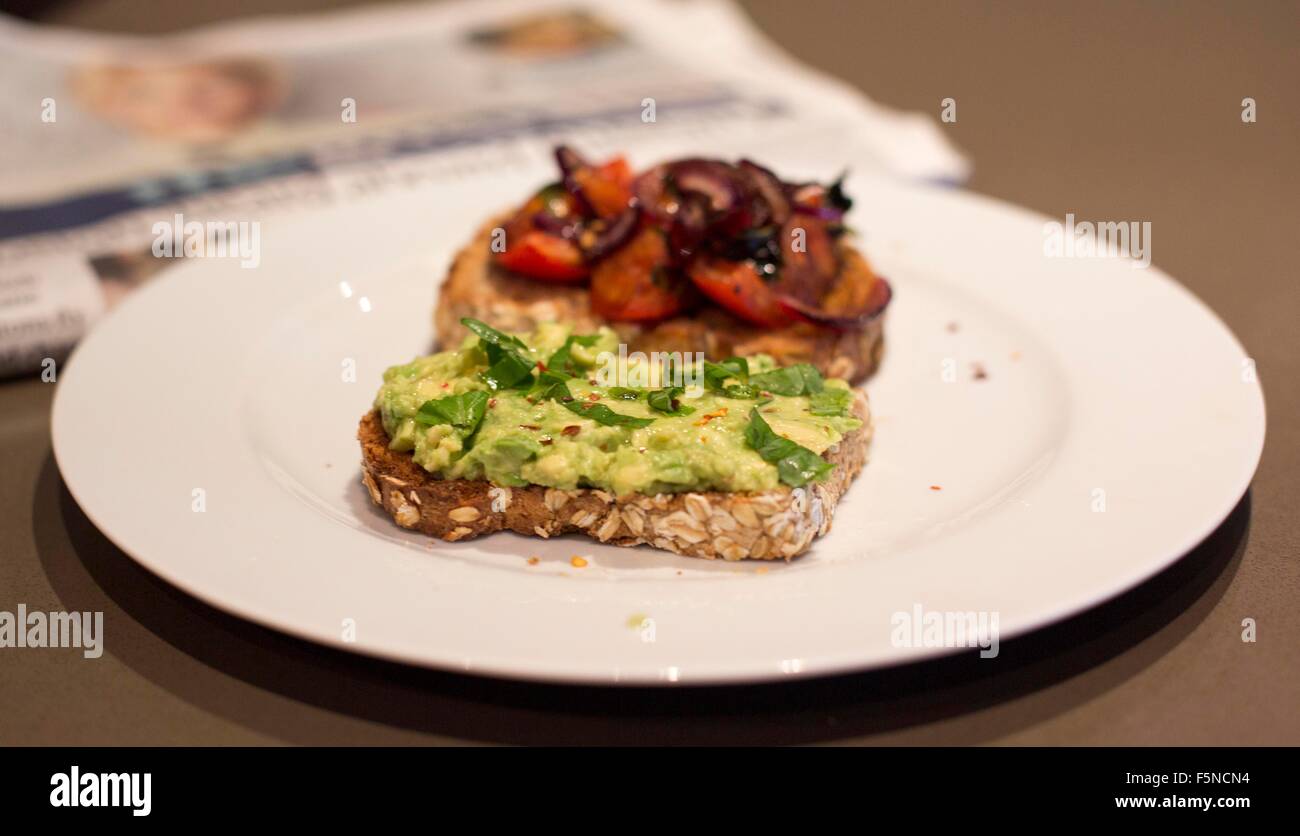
[743, 407, 833, 487]
[461, 317, 527, 352]
[529, 369, 573, 401]
[546, 333, 600, 377]
[606, 387, 644, 401]
[808, 387, 852, 416]
[529, 375, 652, 427]
[703, 357, 748, 391]
[563, 400, 655, 428]
[774, 447, 835, 487]
[720, 383, 759, 399]
[647, 386, 695, 416]
[414, 390, 490, 433]
[749, 363, 824, 396]
[482, 351, 535, 391]
[460, 318, 537, 390]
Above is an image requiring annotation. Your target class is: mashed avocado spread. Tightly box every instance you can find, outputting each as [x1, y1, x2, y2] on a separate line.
[374, 320, 861, 497]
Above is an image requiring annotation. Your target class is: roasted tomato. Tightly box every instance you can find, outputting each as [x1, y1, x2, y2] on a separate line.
[493, 185, 589, 282]
[590, 227, 687, 321]
[495, 230, 588, 282]
[571, 157, 634, 219]
[688, 257, 790, 328]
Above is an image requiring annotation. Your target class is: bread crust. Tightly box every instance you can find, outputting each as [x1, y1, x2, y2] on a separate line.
[357, 390, 872, 560]
[434, 218, 886, 384]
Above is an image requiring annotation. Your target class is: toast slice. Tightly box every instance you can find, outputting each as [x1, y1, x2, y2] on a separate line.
[357, 389, 872, 561]
[434, 218, 886, 384]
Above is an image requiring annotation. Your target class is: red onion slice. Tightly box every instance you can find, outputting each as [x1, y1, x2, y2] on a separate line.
[581, 207, 639, 261]
[776, 276, 892, 330]
[739, 159, 791, 226]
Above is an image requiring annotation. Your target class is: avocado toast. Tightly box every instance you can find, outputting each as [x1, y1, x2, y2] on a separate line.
[359, 320, 873, 560]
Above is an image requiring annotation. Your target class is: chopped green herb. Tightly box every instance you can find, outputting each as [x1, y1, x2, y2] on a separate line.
[743, 407, 833, 487]
[562, 400, 655, 428]
[647, 386, 695, 416]
[414, 390, 490, 434]
[749, 363, 824, 396]
[808, 387, 852, 416]
[703, 357, 749, 391]
[461, 317, 535, 391]
[525, 372, 654, 427]
[547, 333, 600, 377]
[482, 351, 535, 391]
[720, 383, 759, 399]
[529, 369, 573, 400]
[607, 387, 644, 401]
[461, 317, 527, 352]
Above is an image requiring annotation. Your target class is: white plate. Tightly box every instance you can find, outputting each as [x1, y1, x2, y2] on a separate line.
[52, 164, 1265, 684]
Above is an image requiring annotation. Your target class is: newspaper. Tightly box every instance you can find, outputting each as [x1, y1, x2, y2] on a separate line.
[0, 0, 967, 376]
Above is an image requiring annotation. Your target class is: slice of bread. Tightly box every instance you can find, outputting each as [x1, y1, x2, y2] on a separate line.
[434, 218, 886, 384]
[357, 390, 872, 561]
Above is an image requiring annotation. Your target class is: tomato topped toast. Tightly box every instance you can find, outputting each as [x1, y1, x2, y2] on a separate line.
[434, 147, 891, 383]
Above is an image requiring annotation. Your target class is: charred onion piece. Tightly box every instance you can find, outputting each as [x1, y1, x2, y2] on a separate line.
[554, 145, 596, 215]
[632, 164, 672, 224]
[739, 159, 791, 226]
[581, 206, 639, 261]
[554, 145, 589, 175]
[788, 182, 846, 222]
[668, 193, 710, 260]
[775, 276, 892, 330]
[667, 159, 741, 213]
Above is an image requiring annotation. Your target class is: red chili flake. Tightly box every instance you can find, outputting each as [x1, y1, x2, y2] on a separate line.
[488, 398, 497, 408]
[440, 381, 450, 389]
[540, 438, 553, 446]
[519, 424, 541, 430]
[930, 485, 942, 491]
[971, 363, 988, 381]
[536, 361, 547, 371]
[587, 379, 598, 386]
[561, 425, 581, 436]
[694, 407, 729, 426]
[587, 392, 600, 401]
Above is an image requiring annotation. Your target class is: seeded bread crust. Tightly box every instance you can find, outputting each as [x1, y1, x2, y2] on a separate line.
[433, 217, 887, 384]
[357, 390, 872, 561]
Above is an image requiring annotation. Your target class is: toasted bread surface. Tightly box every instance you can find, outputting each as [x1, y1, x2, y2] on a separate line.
[358, 390, 871, 560]
[434, 218, 886, 383]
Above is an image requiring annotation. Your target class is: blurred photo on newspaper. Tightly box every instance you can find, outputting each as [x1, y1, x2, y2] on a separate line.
[0, 0, 967, 376]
